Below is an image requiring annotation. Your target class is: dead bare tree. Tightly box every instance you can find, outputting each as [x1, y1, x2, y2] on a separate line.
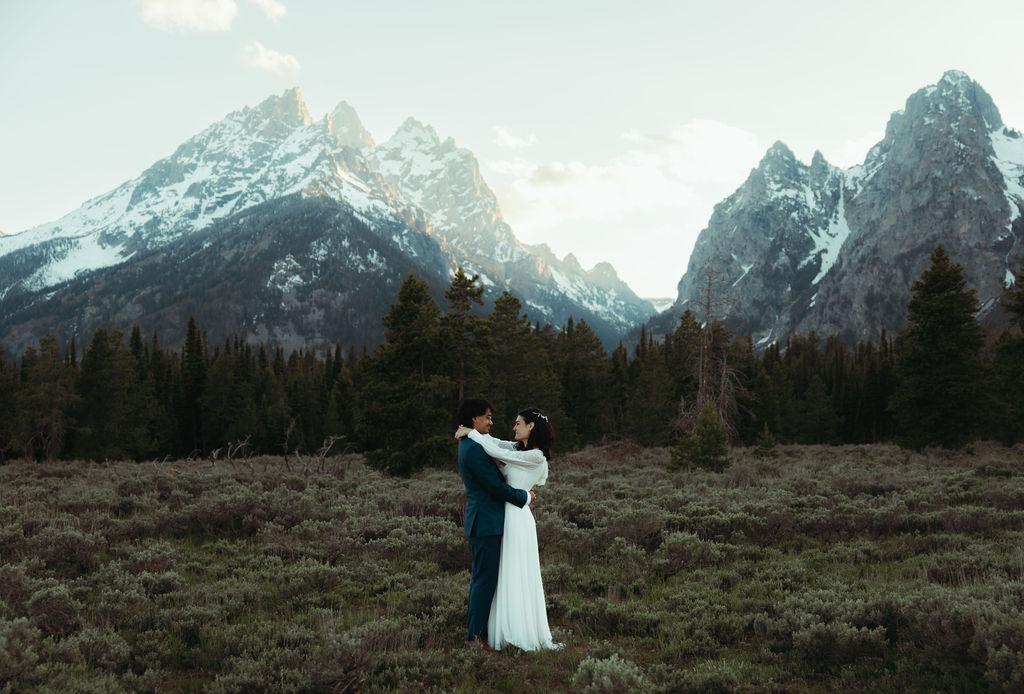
[280, 419, 298, 473]
[676, 260, 749, 443]
[225, 435, 255, 473]
[314, 435, 345, 474]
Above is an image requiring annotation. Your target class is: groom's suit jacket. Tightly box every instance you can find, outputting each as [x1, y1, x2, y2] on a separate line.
[458, 437, 528, 537]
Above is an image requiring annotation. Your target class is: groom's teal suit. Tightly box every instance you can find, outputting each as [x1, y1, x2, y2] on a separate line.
[458, 436, 529, 642]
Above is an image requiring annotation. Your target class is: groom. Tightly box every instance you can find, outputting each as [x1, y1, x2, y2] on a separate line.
[457, 398, 535, 651]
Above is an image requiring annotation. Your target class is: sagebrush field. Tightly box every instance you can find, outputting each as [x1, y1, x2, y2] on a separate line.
[3, 443, 1024, 692]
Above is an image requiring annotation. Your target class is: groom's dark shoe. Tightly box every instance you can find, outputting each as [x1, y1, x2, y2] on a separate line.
[464, 639, 499, 653]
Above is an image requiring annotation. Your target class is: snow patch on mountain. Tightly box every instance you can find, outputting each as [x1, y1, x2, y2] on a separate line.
[990, 128, 1024, 226]
[810, 187, 851, 284]
[268, 255, 305, 294]
[29, 235, 130, 292]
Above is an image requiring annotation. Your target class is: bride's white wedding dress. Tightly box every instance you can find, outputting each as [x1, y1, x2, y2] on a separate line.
[467, 429, 562, 651]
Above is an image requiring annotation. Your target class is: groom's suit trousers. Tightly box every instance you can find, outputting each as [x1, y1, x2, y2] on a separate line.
[467, 534, 501, 641]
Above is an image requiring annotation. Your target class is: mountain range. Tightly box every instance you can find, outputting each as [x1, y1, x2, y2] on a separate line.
[0, 89, 653, 356]
[650, 70, 1024, 347]
[3, 70, 1022, 358]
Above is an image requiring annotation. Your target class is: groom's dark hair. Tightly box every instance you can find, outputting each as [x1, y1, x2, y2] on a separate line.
[458, 398, 494, 427]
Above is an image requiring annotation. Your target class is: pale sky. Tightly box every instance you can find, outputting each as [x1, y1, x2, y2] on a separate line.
[2, 1, 1023, 298]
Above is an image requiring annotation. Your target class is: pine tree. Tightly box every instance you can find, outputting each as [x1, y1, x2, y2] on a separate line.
[890, 245, 985, 449]
[76, 327, 124, 459]
[665, 310, 701, 405]
[201, 344, 257, 451]
[16, 334, 76, 460]
[480, 291, 563, 444]
[254, 365, 292, 454]
[284, 348, 328, 452]
[324, 361, 355, 438]
[558, 317, 608, 446]
[149, 332, 183, 455]
[181, 315, 207, 454]
[989, 267, 1024, 443]
[441, 268, 486, 402]
[0, 345, 16, 461]
[794, 373, 840, 444]
[357, 273, 454, 474]
[607, 342, 630, 437]
[625, 333, 674, 446]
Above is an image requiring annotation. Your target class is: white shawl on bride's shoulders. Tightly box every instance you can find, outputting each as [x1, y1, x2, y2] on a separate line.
[467, 429, 548, 487]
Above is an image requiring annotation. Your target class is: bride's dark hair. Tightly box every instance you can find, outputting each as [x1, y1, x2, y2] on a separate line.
[515, 407, 554, 459]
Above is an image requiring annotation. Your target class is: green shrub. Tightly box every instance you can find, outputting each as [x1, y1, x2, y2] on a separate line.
[0, 617, 41, 685]
[54, 625, 131, 673]
[26, 583, 83, 637]
[572, 653, 646, 694]
[656, 531, 728, 574]
[983, 646, 1024, 693]
[27, 525, 103, 576]
[792, 621, 888, 665]
[670, 402, 729, 472]
[753, 423, 779, 459]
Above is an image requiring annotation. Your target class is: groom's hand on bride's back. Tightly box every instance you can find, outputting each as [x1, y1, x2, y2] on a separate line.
[529, 489, 536, 505]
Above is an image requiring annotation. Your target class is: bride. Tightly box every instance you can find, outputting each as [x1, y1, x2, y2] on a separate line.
[456, 407, 562, 651]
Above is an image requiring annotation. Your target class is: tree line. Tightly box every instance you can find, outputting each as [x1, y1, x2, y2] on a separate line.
[1, 247, 1022, 470]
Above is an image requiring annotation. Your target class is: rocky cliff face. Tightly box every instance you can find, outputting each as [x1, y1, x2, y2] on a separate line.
[654, 71, 1024, 348]
[0, 89, 653, 355]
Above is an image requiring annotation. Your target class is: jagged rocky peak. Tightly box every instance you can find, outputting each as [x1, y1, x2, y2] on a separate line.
[654, 69, 1024, 351]
[562, 253, 583, 273]
[388, 117, 442, 150]
[935, 69, 1003, 131]
[758, 141, 802, 180]
[253, 87, 313, 127]
[586, 261, 624, 290]
[900, 70, 1003, 135]
[328, 100, 375, 150]
[809, 150, 830, 173]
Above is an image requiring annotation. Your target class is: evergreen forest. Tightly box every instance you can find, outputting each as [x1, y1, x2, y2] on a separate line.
[2, 246, 1023, 469]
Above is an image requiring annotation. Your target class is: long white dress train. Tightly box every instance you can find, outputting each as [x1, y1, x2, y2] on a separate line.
[467, 430, 562, 651]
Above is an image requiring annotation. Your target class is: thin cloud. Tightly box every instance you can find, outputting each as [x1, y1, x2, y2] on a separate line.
[490, 119, 763, 231]
[136, 0, 238, 32]
[831, 129, 886, 168]
[492, 126, 538, 150]
[487, 157, 536, 178]
[247, 0, 286, 21]
[484, 120, 766, 296]
[242, 41, 301, 78]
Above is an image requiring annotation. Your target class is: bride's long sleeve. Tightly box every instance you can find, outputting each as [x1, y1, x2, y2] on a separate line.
[467, 430, 548, 485]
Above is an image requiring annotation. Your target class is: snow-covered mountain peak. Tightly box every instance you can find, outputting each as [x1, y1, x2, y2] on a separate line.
[913, 70, 1003, 132]
[252, 87, 312, 128]
[586, 262, 622, 287]
[766, 141, 795, 158]
[0, 89, 654, 352]
[750, 141, 806, 195]
[760, 141, 799, 174]
[388, 118, 442, 149]
[563, 253, 583, 273]
[328, 100, 375, 150]
[654, 70, 1024, 351]
[940, 69, 972, 85]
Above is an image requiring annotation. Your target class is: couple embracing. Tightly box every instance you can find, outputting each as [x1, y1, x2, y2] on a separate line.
[456, 398, 562, 653]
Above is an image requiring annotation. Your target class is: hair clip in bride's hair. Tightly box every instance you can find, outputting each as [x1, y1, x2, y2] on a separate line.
[532, 411, 549, 422]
